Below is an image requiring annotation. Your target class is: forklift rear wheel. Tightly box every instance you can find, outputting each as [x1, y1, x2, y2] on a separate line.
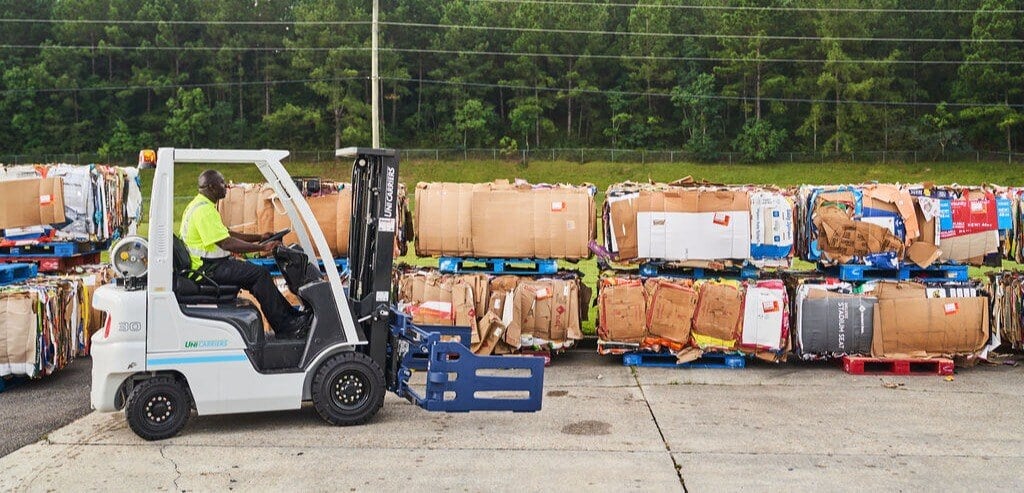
[311, 352, 385, 426]
[125, 376, 191, 441]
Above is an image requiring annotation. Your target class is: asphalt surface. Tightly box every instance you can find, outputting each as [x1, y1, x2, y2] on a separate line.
[2, 351, 1024, 491]
[0, 358, 92, 457]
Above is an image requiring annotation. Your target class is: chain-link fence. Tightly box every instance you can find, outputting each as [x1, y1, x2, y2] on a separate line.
[395, 148, 1024, 165]
[2, 148, 1021, 165]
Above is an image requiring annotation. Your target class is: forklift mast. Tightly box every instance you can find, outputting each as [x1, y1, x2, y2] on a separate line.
[339, 148, 399, 371]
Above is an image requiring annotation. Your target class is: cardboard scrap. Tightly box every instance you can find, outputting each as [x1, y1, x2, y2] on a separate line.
[813, 205, 904, 261]
[0, 177, 66, 229]
[906, 241, 942, 268]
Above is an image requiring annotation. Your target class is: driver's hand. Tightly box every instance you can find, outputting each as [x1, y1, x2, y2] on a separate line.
[260, 240, 282, 253]
[260, 232, 273, 241]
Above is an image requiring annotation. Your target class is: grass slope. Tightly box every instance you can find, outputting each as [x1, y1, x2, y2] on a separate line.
[139, 159, 1021, 335]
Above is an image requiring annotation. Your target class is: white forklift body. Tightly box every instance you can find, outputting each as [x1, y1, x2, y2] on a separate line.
[91, 149, 360, 416]
[91, 147, 544, 441]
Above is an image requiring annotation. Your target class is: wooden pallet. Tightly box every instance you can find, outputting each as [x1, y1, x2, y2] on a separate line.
[842, 356, 954, 376]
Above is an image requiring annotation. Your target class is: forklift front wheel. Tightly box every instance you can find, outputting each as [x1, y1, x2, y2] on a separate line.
[311, 352, 385, 426]
[124, 376, 192, 441]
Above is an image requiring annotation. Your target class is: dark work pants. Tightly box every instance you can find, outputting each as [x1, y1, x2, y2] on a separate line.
[202, 257, 297, 333]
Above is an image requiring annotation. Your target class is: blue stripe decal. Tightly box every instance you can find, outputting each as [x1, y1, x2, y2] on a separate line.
[148, 354, 248, 366]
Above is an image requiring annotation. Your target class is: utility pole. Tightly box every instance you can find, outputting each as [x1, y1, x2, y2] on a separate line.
[371, 0, 380, 148]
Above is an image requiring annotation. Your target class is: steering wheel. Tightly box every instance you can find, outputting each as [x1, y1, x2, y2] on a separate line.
[260, 228, 291, 244]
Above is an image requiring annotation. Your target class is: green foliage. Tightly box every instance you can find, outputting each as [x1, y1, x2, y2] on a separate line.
[733, 119, 787, 162]
[98, 120, 149, 159]
[163, 88, 212, 147]
[672, 73, 722, 160]
[454, 99, 490, 148]
[921, 103, 962, 155]
[263, 103, 322, 151]
[0, 1, 1021, 158]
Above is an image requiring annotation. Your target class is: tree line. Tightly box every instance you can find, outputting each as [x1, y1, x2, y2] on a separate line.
[0, 0, 1021, 162]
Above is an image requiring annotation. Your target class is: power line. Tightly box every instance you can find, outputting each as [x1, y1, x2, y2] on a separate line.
[8, 43, 1020, 65]
[0, 44, 370, 53]
[0, 76, 368, 96]
[0, 18, 370, 26]
[468, 0, 1024, 15]
[385, 47, 1024, 66]
[383, 21, 1024, 44]
[379, 76, 1024, 109]
[2, 16, 1019, 43]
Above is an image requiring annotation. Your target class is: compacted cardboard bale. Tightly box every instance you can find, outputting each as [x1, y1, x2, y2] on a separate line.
[415, 181, 595, 259]
[740, 280, 789, 354]
[597, 279, 647, 343]
[797, 290, 875, 357]
[871, 281, 989, 358]
[691, 281, 744, 350]
[644, 279, 698, 345]
[0, 177, 66, 229]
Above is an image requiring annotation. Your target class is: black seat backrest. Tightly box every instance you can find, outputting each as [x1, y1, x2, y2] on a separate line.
[274, 246, 322, 295]
[172, 235, 192, 274]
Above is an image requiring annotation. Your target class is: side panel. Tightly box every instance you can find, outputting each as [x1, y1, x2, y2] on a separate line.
[147, 293, 248, 353]
[148, 351, 305, 415]
[90, 285, 148, 412]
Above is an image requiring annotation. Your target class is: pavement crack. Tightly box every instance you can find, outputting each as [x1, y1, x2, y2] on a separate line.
[160, 445, 183, 492]
[633, 371, 687, 492]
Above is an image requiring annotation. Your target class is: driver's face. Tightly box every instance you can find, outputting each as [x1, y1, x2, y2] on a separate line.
[204, 176, 228, 201]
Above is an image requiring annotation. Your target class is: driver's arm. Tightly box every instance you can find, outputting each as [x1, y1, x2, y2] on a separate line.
[217, 236, 277, 254]
[229, 230, 271, 243]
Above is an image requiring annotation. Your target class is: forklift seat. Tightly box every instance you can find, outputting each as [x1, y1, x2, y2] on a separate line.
[172, 235, 241, 304]
[273, 245, 323, 296]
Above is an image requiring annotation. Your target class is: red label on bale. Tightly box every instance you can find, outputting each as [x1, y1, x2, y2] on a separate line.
[713, 212, 731, 226]
[943, 302, 959, 315]
[942, 196, 998, 239]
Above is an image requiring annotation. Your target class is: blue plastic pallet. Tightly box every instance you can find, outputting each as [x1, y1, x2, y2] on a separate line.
[622, 351, 746, 369]
[0, 375, 28, 393]
[639, 262, 760, 280]
[0, 263, 38, 286]
[0, 240, 107, 257]
[825, 263, 969, 283]
[246, 257, 349, 275]
[438, 257, 558, 275]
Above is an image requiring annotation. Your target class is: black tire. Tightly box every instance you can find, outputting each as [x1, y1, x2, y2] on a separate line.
[311, 352, 385, 426]
[124, 376, 191, 441]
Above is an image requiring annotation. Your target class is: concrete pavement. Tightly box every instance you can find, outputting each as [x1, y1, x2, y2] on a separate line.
[2, 351, 1023, 492]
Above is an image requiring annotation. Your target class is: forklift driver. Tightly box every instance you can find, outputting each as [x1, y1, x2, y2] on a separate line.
[180, 170, 312, 338]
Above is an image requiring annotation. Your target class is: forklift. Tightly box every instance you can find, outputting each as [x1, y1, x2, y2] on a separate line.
[92, 148, 544, 440]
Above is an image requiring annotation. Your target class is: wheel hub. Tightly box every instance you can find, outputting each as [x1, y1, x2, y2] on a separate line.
[145, 395, 174, 424]
[333, 372, 366, 407]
